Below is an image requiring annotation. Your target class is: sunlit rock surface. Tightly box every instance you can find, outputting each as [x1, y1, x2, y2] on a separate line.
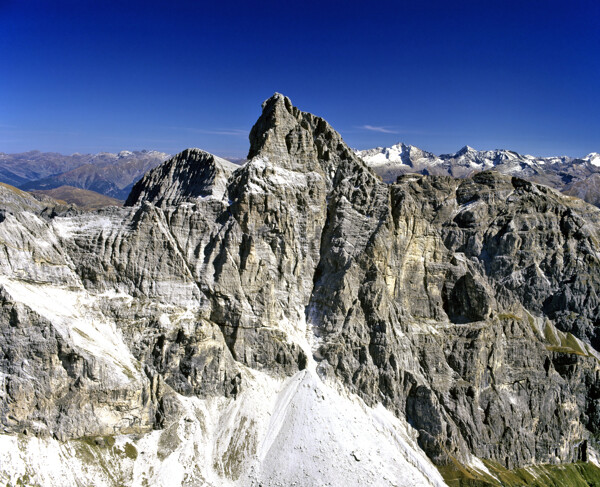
[2, 95, 600, 486]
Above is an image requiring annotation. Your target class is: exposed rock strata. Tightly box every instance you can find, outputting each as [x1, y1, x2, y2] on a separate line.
[1, 94, 600, 485]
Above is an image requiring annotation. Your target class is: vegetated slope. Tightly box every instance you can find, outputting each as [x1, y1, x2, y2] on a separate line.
[1, 95, 600, 486]
[19, 150, 170, 200]
[29, 185, 123, 209]
[359, 143, 600, 207]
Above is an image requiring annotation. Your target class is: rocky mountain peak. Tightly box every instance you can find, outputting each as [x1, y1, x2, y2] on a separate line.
[247, 93, 298, 162]
[125, 148, 238, 207]
[247, 93, 359, 181]
[454, 145, 476, 156]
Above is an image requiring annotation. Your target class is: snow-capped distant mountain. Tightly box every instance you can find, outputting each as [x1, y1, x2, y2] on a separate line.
[358, 143, 443, 181]
[586, 152, 600, 167]
[358, 143, 600, 207]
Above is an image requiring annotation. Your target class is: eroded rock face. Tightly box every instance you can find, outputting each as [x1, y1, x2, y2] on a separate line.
[1, 94, 600, 484]
[310, 167, 600, 465]
[125, 149, 237, 207]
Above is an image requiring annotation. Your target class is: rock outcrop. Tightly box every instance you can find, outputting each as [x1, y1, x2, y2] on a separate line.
[125, 149, 237, 206]
[1, 94, 600, 486]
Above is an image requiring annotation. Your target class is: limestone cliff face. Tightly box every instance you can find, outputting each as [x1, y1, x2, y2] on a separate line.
[1, 94, 600, 486]
[311, 168, 600, 466]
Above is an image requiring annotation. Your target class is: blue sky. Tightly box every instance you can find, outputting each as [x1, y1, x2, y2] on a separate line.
[1, 0, 599, 158]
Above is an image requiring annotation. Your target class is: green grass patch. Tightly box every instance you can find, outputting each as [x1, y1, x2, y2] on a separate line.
[439, 460, 600, 487]
[123, 442, 138, 460]
[543, 321, 589, 356]
[79, 435, 116, 449]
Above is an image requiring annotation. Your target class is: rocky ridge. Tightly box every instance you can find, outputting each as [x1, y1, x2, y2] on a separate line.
[359, 142, 600, 207]
[1, 95, 600, 486]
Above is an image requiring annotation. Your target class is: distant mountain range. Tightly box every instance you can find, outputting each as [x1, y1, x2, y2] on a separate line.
[0, 150, 170, 202]
[2, 146, 600, 210]
[358, 143, 600, 207]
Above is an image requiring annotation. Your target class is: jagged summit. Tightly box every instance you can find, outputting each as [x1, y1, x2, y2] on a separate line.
[127, 94, 372, 212]
[125, 148, 238, 207]
[455, 145, 476, 155]
[248, 93, 298, 162]
[246, 93, 361, 182]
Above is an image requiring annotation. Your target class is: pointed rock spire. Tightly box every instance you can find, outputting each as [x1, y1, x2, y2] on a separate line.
[246, 93, 362, 181]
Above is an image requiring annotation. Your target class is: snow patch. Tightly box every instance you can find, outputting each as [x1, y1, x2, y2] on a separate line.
[586, 152, 600, 167]
[251, 369, 448, 486]
[468, 456, 501, 483]
[52, 215, 121, 239]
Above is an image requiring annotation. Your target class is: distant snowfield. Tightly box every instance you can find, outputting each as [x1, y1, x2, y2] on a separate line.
[356, 142, 598, 183]
[588, 153, 600, 167]
[0, 367, 448, 487]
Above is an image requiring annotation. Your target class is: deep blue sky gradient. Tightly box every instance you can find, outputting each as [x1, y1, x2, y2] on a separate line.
[1, 0, 599, 158]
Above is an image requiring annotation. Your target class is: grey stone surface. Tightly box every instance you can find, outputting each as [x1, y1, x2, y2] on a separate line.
[0, 94, 600, 477]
